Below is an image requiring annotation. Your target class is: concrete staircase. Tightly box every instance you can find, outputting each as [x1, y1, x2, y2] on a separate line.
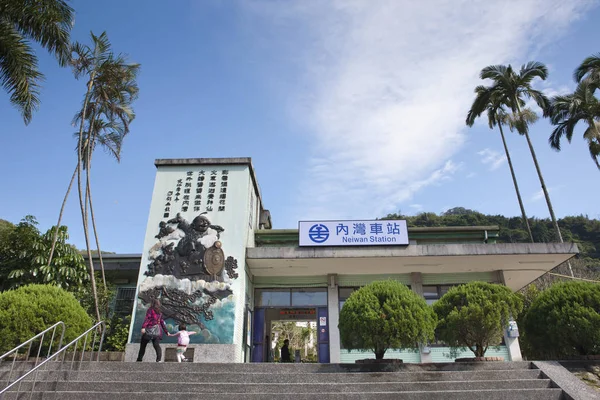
[1, 361, 565, 399]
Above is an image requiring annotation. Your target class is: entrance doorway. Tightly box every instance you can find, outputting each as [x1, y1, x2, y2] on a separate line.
[251, 288, 329, 363]
[268, 309, 318, 363]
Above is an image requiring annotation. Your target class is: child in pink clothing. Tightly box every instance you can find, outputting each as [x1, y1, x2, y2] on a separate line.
[167, 324, 196, 362]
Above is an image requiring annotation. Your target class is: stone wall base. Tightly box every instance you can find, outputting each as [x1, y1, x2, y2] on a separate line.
[125, 343, 238, 363]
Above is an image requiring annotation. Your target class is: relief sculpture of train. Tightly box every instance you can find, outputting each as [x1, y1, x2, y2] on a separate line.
[133, 212, 238, 344]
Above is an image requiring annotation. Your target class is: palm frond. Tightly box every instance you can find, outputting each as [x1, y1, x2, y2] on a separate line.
[3, 0, 74, 66]
[466, 85, 492, 127]
[0, 21, 42, 124]
[574, 53, 600, 83]
[519, 61, 548, 84]
[523, 89, 551, 117]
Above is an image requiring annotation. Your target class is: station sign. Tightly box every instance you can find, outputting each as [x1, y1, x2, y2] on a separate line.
[299, 220, 409, 247]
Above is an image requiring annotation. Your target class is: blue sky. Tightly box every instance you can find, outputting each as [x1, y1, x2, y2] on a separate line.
[0, 0, 599, 253]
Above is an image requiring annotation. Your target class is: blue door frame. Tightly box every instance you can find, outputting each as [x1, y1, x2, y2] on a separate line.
[251, 307, 330, 363]
[317, 307, 330, 363]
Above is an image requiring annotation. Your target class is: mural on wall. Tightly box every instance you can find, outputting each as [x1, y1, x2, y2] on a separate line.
[131, 168, 240, 345]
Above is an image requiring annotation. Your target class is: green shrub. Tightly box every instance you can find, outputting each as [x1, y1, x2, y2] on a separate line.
[104, 315, 130, 352]
[433, 282, 522, 358]
[338, 280, 436, 359]
[521, 281, 600, 359]
[0, 284, 92, 354]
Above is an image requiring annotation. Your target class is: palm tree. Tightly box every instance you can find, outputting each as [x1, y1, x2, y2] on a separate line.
[0, 0, 74, 124]
[549, 80, 600, 170]
[480, 62, 564, 243]
[574, 53, 600, 91]
[466, 85, 534, 242]
[47, 32, 140, 321]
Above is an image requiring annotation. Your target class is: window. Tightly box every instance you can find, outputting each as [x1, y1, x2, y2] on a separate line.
[257, 290, 290, 307]
[423, 285, 453, 305]
[255, 288, 328, 307]
[291, 289, 327, 306]
[113, 287, 136, 317]
[338, 287, 358, 311]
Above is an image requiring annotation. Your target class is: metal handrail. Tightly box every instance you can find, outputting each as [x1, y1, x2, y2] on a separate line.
[0, 321, 65, 393]
[0, 321, 105, 400]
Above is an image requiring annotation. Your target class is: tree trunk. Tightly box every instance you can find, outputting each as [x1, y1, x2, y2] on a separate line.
[84, 116, 106, 290]
[77, 75, 101, 323]
[515, 104, 563, 243]
[47, 164, 78, 267]
[475, 345, 485, 358]
[87, 174, 106, 289]
[497, 121, 534, 243]
[375, 349, 386, 360]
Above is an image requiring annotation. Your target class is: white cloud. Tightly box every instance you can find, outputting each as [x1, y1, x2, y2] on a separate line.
[467, 172, 477, 179]
[530, 186, 560, 202]
[531, 189, 545, 202]
[241, 0, 593, 220]
[409, 204, 423, 212]
[478, 148, 507, 171]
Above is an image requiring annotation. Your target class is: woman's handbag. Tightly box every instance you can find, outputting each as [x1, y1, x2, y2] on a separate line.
[145, 324, 160, 339]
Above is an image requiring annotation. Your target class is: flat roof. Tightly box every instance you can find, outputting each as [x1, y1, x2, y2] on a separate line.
[246, 242, 579, 291]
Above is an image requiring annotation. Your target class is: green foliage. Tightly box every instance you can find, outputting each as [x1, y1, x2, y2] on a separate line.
[0, 284, 92, 353]
[72, 273, 114, 322]
[0, 219, 13, 242]
[0, 216, 88, 291]
[381, 209, 600, 261]
[433, 282, 523, 358]
[338, 280, 436, 359]
[0, 0, 74, 124]
[521, 281, 600, 359]
[104, 315, 130, 352]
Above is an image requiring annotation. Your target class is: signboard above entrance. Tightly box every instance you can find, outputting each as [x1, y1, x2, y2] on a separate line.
[298, 220, 409, 247]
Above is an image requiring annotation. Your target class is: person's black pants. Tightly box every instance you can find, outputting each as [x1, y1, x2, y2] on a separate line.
[137, 334, 162, 362]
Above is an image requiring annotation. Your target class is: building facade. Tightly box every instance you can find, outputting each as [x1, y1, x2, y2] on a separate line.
[110, 158, 577, 363]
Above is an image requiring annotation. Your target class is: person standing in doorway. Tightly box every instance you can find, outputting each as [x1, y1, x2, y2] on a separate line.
[136, 299, 168, 362]
[280, 339, 292, 363]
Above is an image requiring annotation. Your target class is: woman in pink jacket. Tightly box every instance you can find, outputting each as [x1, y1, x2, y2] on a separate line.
[136, 299, 168, 362]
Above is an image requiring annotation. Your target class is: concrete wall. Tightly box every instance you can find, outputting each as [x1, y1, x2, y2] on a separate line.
[127, 162, 259, 363]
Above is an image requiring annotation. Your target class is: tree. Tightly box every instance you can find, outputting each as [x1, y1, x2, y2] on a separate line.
[47, 31, 140, 322]
[466, 84, 534, 242]
[0, 0, 74, 124]
[433, 282, 523, 358]
[480, 62, 563, 243]
[338, 280, 436, 360]
[520, 281, 600, 359]
[549, 80, 600, 170]
[0, 216, 88, 291]
[574, 53, 600, 92]
[0, 284, 92, 353]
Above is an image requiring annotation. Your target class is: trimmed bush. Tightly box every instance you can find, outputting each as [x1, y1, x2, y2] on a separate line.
[338, 280, 437, 359]
[0, 284, 92, 354]
[433, 282, 522, 357]
[521, 281, 600, 359]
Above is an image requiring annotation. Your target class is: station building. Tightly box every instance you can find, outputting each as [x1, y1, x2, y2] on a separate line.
[95, 158, 577, 363]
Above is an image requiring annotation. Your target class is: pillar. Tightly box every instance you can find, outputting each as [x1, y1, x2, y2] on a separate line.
[327, 274, 341, 363]
[411, 272, 432, 363]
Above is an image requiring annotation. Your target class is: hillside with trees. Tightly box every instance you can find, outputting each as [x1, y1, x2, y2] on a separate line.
[382, 207, 600, 272]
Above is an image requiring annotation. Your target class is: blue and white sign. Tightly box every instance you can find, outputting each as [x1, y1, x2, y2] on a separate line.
[299, 220, 409, 247]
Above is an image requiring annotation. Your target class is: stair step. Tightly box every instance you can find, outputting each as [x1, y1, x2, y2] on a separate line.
[9, 379, 553, 393]
[0, 360, 536, 374]
[0, 388, 564, 400]
[1, 369, 542, 383]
